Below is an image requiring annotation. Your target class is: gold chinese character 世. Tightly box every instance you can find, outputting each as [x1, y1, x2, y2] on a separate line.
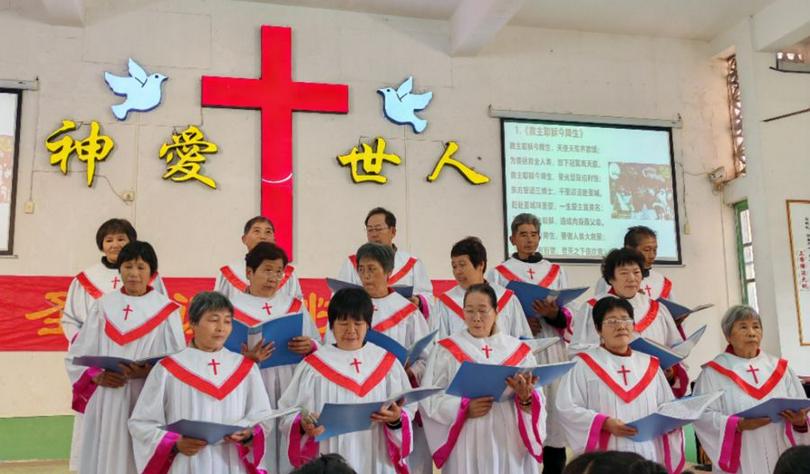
[427, 141, 490, 185]
[159, 125, 218, 189]
[337, 137, 401, 184]
[45, 120, 114, 187]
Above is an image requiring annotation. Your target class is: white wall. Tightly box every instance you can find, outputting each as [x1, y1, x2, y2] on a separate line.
[0, 0, 737, 417]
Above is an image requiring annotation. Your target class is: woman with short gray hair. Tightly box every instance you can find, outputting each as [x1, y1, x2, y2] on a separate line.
[693, 305, 810, 473]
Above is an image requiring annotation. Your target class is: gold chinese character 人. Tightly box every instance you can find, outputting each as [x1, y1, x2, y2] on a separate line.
[337, 137, 401, 184]
[45, 120, 114, 187]
[426, 141, 490, 185]
[159, 125, 218, 189]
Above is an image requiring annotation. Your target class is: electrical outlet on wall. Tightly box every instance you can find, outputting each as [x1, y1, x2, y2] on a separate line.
[23, 200, 35, 214]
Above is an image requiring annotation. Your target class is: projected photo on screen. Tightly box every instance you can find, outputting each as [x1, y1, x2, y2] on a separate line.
[501, 119, 681, 263]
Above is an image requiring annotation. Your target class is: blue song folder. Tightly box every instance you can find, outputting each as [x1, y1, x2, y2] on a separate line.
[366, 330, 438, 366]
[658, 299, 713, 322]
[735, 397, 810, 422]
[626, 391, 723, 442]
[161, 407, 301, 444]
[72, 355, 166, 373]
[629, 325, 707, 369]
[315, 386, 443, 441]
[445, 361, 576, 400]
[504, 281, 588, 317]
[224, 313, 305, 368]
[326, 277, 413, 299]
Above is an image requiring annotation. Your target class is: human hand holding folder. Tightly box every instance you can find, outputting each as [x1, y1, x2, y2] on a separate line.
[504, 281, 589, 317]
[445, 361, 576, 401]
[225, 313, 305, 368]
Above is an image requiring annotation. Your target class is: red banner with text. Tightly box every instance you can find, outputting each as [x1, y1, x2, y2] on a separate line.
[0, 275, 455, 351]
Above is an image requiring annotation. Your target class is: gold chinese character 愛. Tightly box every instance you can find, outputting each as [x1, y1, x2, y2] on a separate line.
[427, 141, 490, 185]
[45, 120, 114, 187]
[159, 125, 218, 188]
[337, 137, 401, 184]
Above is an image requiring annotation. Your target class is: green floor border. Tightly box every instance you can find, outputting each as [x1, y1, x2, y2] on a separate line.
[0, 416, 72, 461]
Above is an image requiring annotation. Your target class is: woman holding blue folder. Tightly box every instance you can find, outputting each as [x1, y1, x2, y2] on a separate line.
[693, 305, 810, 474]
[420, 283, 546, 473]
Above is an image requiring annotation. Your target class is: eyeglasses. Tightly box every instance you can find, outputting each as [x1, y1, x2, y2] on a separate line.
[603, 318, 634, 327]
[464, 308, 495, 317]
[365, 226, 389, 233]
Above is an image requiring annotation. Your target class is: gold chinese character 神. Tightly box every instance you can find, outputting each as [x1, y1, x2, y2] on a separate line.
[159, 125, 218, 189]
[427, 141, 490, 185]
[45, 120, 115, 187]
[337, 137, 401, 184]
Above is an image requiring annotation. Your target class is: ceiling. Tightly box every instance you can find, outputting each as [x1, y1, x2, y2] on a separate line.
[245, 0, 778, 41]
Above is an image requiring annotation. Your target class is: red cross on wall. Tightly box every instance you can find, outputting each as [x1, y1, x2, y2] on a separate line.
[201, 25, 349, 258]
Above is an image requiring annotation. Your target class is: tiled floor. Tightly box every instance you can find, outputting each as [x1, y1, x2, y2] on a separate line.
[0, 461, 70, 474]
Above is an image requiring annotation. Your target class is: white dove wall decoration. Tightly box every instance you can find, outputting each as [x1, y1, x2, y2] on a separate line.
[104, 58, 168, 120]
[378, 76, 432, 133]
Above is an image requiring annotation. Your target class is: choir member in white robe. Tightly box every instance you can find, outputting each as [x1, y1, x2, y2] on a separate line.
[231, 242, 320, 472]
[129, 291, 274, 474]
[485, 213, 571, 472]
[421, 283, 546, 474]
[693, 305, 810, 474]
[593, 226, 674, 301]
[569, 248, 688, 398]
[66, 241, 186, 474]
[556, 297, 685, 474]
[328, 243, 431, 474]
[431, 236, 532, 339]
[336, 207, 433, 317]
[278, 287, 415, 474]
[215, 216, 303, 300]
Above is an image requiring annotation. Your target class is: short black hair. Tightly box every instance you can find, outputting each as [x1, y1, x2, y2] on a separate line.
[328, 288, 373, 328]
[245, 242, 288, 271]
[95, 218, 137, 250]
[592, 296, 634, 332]
[563, 451, 667, 474]
[364, 207, 396, 228]
[290, 453, 357, 474]
[451, 236, 487, 273]
[188, 291, 233, 325]
[243, 216, 275, 235]
[774, 446, 810, 474]
[624, 226, 657, 248]
[356, 242, 395, 273]
[601, 247, 645, 285]
[117, 241, 158, 276]
[463, 282, 498, 309]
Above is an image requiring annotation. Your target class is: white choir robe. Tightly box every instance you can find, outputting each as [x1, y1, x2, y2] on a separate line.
[594, 269, 674, 300]
[324, 290, 432, 474]
[429, 282, 533, 340]
[420, 330, 546, 474]
[487, 257, 571, 448]
[568, 293, 688, 397]
[215, 259, 303, 300]
[230, 290, 320, 473]
[66, 288, 186, 474]
[277, 343, 415, 474]
[62, 262, 164, 471]
[337, 249, 434, 317]
[693, 349, 810, 474]
[556, 347, 686, 474]
[129, 347, 274, 474]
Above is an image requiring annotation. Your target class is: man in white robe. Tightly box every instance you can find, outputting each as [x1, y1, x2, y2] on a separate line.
[337, 207, 433, 317]
[215, 216, 303, 300]
[130, 291, 274, 474]
[431, 236, 532, 339]
[229, 242, 320, 472]
[278, 287, 415, 474]
[556, 297, 685, 474]
[693, 305, 810, 473]
[66, 241, 185, 474]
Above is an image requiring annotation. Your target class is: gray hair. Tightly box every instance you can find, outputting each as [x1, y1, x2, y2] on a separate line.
[189, 291, 233, 324]
[356, 242, 395, 273]
[510, 213, 541, 235]
[720, 305, 762, 338]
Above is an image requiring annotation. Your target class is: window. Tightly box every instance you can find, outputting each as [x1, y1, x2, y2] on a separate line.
[0, 89, 22, 255]
[726, 56, 746, 177]
[734, 200, 757, 311]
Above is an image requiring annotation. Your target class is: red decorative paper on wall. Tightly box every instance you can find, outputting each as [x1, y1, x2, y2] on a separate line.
[0, 275, 455, 351]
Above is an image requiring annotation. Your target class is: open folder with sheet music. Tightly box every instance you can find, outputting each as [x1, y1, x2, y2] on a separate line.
[629, 325, 707, 369]
[504, 280, 589, 317]
[72, 355, 168, 373]
[161, 407, 302, 444]
[626, 392, 723, 442]
[365, 330, 438, 367]
[445, 360, 576, 401]
[224, 313, 305, 368]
